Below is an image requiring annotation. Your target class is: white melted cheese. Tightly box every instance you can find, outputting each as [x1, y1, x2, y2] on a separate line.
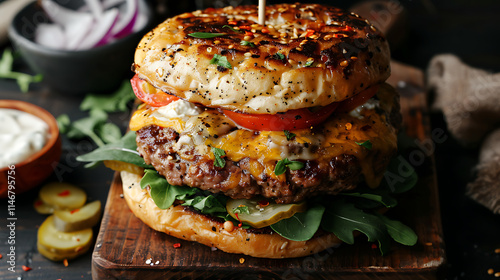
[0, 108, 49, 168]
[152, 99, 202, 120]
[349, 99, 380, 119]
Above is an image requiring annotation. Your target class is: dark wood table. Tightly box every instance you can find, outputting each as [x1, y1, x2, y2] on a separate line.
[1, 0, 500, 279]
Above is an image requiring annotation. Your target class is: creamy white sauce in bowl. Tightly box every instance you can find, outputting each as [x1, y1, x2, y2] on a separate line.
[0, 108, 49, 168]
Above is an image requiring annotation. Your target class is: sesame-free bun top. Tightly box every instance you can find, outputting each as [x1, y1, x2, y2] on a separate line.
[134, 3, 390, 114]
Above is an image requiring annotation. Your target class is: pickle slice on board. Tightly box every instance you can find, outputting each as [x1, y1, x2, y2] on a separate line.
[53, 200, 102, 232]
[39, 182, 87, 210]
[33, 197, 55, 214]
[37, 215, 93, 255]
[226, 198, 307, 228]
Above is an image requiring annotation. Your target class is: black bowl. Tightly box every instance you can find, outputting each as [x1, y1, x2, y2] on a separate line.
[8, 0, 153, 94]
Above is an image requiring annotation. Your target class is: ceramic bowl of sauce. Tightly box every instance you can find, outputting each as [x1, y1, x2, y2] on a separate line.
[0, 100, 61, 198]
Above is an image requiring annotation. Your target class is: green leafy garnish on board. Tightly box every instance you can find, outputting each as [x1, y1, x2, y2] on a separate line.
[240, 40, 256, 47]
[356, 140, 373, 150]
[210, 54, 232, 69]
[188, 32, 226, 39]
[274, 158, 304, 175]
[0, 48, 42, 92]
[211, 147, 226, 168]
[80, 81, 135, 112]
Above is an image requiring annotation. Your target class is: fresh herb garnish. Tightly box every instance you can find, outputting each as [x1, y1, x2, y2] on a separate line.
[80, 81, 135, 112]
[233, 205, 250, 215]
[211, 147, 226, 168]
[271, 204, 325, 241]
[222, 25, 243, 33]
[210, 54, 232, 69]
[240, 40, 256, 47]
[356, 140, 373, 150]
[0, 48, 42, 92]
[284, 130, 296, 140]
[274, 158, 305, 175]
[274, 52, 285, 60]
[304, 59, 314, 67]
[188, 32, 226, 39]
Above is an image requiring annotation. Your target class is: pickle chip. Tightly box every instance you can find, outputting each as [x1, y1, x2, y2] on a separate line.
[226, 198, 307, 228]
[39, 182, 87, 210]
[37, 240, 91, 261]
[38, 215, 93, 255]
[34, 197, 55, 214]
[53, 200, 102, 232]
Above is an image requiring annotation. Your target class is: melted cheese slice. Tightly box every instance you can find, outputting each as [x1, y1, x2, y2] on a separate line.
[130, 84, 398, 188]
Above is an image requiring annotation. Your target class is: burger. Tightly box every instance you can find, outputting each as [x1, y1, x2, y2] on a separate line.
[82, 3, 416, 258]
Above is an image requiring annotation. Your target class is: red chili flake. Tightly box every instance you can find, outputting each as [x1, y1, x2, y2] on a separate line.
[228, 21, 237, 25]
[239, 25, 251, 30]
[173, 243, 181, 248]
[57, 190, 71, 197]
[261, 28, 270, 34]
[371, 244, 378, 249]
[76, 238, 80, 242]
[34, 200, 43, 207]
[63, 259, 69, 267]
[244, 31, 253, 37]
[70, 209, 80, 214]
[22, 265, 32, 271]
[258, 200, 269, 207]
[235, 213, 243, 228]
[305, 29, 315, 37]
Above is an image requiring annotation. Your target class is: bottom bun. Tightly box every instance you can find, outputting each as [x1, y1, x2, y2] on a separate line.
[121, 171, 342, 258]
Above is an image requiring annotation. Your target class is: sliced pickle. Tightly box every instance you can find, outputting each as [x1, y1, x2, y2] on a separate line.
[34, 197, 55, 214]
[38, 215, 93, 255]
[226, 198, 307, 228]
[104, 160, 144, 175]
[37, 240, 91, 261]
[53, 200, 102, 232]
[39, 182, 87, 210]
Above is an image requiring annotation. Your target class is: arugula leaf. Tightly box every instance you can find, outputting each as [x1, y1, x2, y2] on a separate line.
[97, 122, 122, 144]
[341, 191, 398, 208]
[80, 81, 135, 112]
[211, 147, 226, 168]
[284, 130, 296, 140]
[69, 109, 108, 147]
[240, 40, 256, 47]
[381, 156, 418, 194]
[209, 54, 232, 69]
[222, 25, 243, 33]
[304, 59, 314, 67]
[188, 32, 226, 39]
[0, 49, 43, 92]
[274, 158, 305, 175]
[76, 131, 152, 168]
[321, 199, 391, 255]
[140, 169, 197, 209]
[56, 114, 71, 134]
[376, 213, 417, 246]
[271, 204, 325, 241]
[356, 140, 372, 150]
[233, 204, 250, 215]
[182, 195, 227, 214]
[274, 52, 285, 60]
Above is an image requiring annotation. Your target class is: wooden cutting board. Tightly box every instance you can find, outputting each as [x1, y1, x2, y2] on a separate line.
[91, 61, 445, 280]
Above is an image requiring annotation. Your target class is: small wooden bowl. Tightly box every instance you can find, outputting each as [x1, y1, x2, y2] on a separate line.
[0, 100, 61, 198]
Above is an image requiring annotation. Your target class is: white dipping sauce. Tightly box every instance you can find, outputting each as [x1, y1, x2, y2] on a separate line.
[0, 108, 49, 168]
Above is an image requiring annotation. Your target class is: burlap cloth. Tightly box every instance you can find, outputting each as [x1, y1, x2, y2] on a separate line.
[427, 54, 500, 213]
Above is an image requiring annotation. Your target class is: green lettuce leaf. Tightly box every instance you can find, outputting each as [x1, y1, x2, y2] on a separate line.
[321, 200, 391, 255]
[182, 195, 227, 214]
[270, 204, 325, 241]
[140, 169, 197, 209]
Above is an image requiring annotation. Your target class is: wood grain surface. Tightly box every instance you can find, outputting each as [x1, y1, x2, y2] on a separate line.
[91, 63, 445, 280]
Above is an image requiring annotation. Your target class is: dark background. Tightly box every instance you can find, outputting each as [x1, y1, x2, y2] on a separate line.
[1, 0, 500, 279]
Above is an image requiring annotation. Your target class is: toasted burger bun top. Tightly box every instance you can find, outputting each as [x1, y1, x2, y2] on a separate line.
[134, 3, 390, 114]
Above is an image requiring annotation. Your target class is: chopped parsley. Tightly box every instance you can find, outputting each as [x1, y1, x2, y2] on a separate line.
[356, 140, 373, 150]
[233, 204, 250, 215]
[274, 158, 305, 175]
[305, 59, 314, 67]
[274, 52, 285, 60]
[210, 54, 232, 69]
[211, 147, 226, 168]
[240, 40, 256, 47]
[284, 130, 296, 140]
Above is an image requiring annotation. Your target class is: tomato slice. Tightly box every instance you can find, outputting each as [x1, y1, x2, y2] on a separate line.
[130, 74, 179, 107]
[335, 85, 379, 113]
[222, 102, 339, 131]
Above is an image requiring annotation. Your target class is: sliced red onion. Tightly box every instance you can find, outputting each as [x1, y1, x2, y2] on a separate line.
[110, 0, 138, 38]
[76, 8, 119, 50]
[35, 23, 66, 49]
[132, 0, 148, 32]
[78, 0, 126, 12]
[64, 14, 94, 50]
[40, 0, 91, 26]
[84, 0, 103, 18]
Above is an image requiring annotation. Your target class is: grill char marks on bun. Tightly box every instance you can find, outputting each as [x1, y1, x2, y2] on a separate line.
[133, 3, 390, 114]
[125, 3, 403, 258]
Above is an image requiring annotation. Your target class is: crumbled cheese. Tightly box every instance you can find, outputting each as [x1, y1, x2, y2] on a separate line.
[349, 99, 380, 119]
[152, 99, 202, 120]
